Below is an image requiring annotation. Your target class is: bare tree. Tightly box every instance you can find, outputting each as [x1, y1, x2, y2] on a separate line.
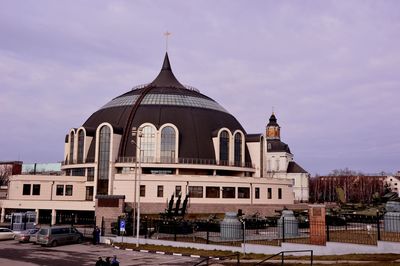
[0, 165, 12, 186]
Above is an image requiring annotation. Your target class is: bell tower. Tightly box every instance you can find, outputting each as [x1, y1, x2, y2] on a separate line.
[266, 112, 280, 140]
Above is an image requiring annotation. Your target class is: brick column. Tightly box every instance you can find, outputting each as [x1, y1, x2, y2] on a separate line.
[309, 204, 326, 245]
[95, 195, 125, 228]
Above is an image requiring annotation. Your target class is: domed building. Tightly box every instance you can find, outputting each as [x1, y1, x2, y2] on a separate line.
[0, 53, 308, 224]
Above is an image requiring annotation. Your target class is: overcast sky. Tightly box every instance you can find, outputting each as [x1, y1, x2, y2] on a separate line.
[1, 1, 399, 175]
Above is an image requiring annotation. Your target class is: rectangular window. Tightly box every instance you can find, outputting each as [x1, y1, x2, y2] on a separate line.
[140, 185, 146, 197]
[32, 184, 41, 195]
[222, 187, 235, 198]
[71, 168, 85, 176]
[65, 185, 73, 196]
[175, 185, 182, 197]
[87, 168, 95, 182]
[278, 188, 282, 199]
[267, 188, 272, 199]
[22, 184, 31, 195]
[157, 185, 164, 197]
[206, 186, 220, 198]
[85, 186, 94, 201]
[56, 185, 64, 196]
[255, 187, 260, 199]
[238, 187, 250, 199]
[188, 186, 203, 198]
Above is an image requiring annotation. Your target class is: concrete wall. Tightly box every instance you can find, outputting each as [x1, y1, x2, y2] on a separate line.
[103, 236, 400, 256]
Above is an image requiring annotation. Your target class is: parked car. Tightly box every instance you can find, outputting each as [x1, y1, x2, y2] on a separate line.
[0, 228, 15, 240]
[15, 229, 39, 243]
[30, 230, 39, 244]
[36, 226, 83, 247]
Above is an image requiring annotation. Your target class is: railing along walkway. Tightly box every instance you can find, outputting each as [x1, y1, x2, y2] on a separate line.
[193, 252, 240, 266]
[254, 250, 313, 266]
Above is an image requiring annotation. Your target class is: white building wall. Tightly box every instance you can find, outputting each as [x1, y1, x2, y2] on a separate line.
[246, 142, 261, 177]
[386, 176, 400, 196]
[7, 175, 87, 201]
[113, 174, 294, 205]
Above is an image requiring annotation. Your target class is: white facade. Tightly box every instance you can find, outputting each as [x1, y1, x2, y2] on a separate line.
[386, 175, 400, 196]
[265, 150, 309, 202]
[0, 120, 300, 222]
[264, 113, 309, 202]
[0, 55, 310, 221]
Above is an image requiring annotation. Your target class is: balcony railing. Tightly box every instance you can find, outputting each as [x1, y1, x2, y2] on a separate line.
[115, 156, 255, 168]
[61, 158, 95, 166]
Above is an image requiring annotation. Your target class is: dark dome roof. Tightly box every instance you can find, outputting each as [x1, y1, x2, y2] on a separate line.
[267, 139, 291, 154]
[82, 53, 248, 160]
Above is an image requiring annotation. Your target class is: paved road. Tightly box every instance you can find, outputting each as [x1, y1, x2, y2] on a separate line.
[0, 240, 200, 266]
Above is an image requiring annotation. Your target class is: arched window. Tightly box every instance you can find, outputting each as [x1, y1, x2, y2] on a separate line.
[234, 133, 242, 166]
[69, 132, 75, 164]
[140, 126, 156, 163]
[77, 130, 85, 163]
[160, 126, 176, 163]
[98, 126, 111, 181]
[219, 130, 229, 164]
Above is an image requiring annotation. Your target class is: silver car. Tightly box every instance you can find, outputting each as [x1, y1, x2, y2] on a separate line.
[36, 226, 83, 247]
[15, 228, 39, 243]
[0, 228, 15, 240]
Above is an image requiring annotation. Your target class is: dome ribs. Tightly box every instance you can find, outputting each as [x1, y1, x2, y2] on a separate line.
[118, 85, 154, 157]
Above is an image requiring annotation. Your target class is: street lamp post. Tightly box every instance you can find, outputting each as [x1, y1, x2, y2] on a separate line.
[131, 127, 143, 247]
[136, 130, 142, 247]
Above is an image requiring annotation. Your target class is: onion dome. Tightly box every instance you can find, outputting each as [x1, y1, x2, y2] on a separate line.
[82, 53, 248, 161]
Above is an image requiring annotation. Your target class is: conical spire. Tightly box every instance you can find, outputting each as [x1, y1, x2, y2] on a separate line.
[162, 52, 172, 70]
[150, 53, 185, 89]
[267, 112, 278, 127]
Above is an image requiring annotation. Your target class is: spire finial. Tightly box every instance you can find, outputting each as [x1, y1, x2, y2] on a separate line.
[164, 31, 171, 52]
[272, 106, 275, 115]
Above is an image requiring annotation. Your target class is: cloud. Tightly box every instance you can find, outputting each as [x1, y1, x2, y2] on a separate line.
[0, 0, 399, 174]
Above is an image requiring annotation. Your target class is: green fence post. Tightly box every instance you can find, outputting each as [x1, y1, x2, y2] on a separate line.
[376, 211, 381, 241]
[326, 217, 330, 242]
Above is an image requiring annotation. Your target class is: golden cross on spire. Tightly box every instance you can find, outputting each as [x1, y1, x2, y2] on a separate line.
[164, 31, 172, 52]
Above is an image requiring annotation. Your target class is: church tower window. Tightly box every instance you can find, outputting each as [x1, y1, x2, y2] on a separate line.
[97, 125, 111, 195]
[69, 131, 75, 163]
[140, 126, 156, 163]
[219, 130, 229, 164]
[77, 130, 85, 163]
[234, 133, 242, 166]
[160, 126, 176, 163]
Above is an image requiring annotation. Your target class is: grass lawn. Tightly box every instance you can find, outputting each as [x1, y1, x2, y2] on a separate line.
[113, 242, 400, 264]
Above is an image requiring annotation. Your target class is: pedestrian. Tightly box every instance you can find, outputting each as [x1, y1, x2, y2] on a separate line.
[95, 226, 101, 244]
[110, 255, 120, 266]
[92, 226, 101, 245]
[92, 227, 97, 245]
[105, 257, 111, 266]
[95, 256, 104, 266]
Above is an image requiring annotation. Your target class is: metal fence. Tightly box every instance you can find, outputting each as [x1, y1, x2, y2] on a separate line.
[104, 214, 400, 247]
[4, 213, 399, 247]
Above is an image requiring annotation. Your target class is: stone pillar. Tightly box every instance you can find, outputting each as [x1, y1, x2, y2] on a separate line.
[51, 209, 56, 225]
[0, 208, 5, 223]
[35, 209, 39, 225]
[309, 204, 326, 245]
